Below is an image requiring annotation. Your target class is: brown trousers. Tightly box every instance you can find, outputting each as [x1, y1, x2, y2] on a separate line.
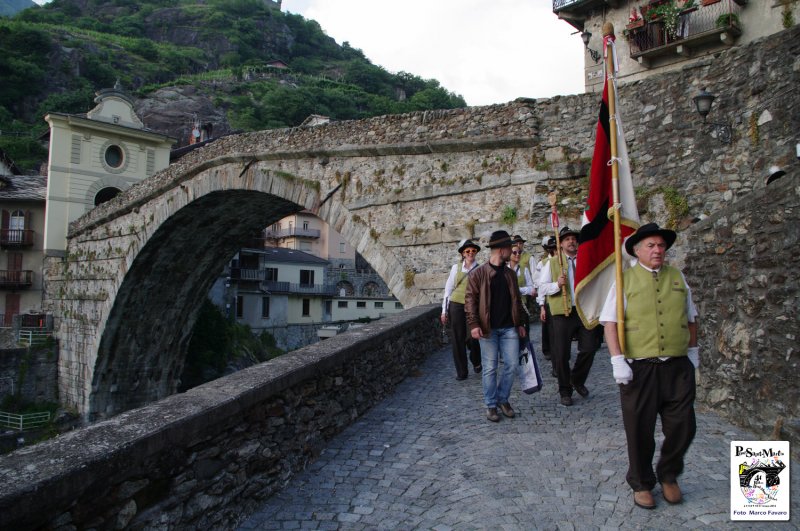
[619, 356, 697, 491]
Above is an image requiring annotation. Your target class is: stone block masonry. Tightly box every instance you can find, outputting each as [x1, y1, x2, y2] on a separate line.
[685, 176, 799, 447]
[0, 304, 441, 530]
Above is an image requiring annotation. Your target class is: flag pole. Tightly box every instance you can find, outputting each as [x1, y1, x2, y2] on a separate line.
[547, 192, 570, 316]
[603, 22, 626, 352]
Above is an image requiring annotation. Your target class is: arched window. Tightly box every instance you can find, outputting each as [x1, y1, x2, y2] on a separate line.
[336, 280, 354, 297]
[94, 187, 121, 206]
[362, 281, 380, 297]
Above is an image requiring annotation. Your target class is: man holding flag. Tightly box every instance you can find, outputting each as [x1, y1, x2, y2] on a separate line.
[575, 23, 699, 510]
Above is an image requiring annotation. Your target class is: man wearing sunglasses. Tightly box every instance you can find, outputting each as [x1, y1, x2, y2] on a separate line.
[465, 230, 528, 422]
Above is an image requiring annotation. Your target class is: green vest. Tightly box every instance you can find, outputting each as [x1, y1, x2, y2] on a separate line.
[545, 253, 573, 316]
[623, 264, 690, 359]
[519, 251, 532, 272]
[513, 264, 527, 289]
[449, 264, 470, 304]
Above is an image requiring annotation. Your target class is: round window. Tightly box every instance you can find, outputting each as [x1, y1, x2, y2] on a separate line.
[104, 145, 124, 168]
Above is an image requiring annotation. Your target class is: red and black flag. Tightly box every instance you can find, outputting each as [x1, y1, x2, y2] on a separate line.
[575, 38, 639, 329]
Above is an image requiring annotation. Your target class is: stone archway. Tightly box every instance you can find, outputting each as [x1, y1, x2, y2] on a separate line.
[47, 102, 557, 418]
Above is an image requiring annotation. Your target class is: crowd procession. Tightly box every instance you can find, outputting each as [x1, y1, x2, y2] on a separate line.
[439, 223, 700, 511]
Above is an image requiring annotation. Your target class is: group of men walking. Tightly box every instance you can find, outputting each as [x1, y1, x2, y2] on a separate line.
[441, 222, 699, 510]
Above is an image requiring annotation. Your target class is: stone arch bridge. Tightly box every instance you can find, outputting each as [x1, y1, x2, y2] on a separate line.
[46, 99, 599, 420]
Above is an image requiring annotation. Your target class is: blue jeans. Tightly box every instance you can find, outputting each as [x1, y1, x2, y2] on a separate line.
[478, 327, 519, 408]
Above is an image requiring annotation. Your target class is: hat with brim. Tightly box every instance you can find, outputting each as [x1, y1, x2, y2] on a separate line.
[545, 236, 556, 248]
[487, 230, 513, 248]
[512, 235, 526, 244]
[624, 222, 677, 256]
[559, 226, 579, 240]
[457, 239, 481, 254]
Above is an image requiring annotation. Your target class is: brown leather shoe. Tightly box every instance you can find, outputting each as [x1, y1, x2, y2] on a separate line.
[560, 396, 573, 406]
[661, 482, 682, 504]
[486, 408, 500, 422]
[499, 403, 515, 418]
[633, 490, 656, 509]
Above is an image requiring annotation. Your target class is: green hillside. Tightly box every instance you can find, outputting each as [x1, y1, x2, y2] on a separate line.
[0, 0, 34, 18]
[0, 0, 466, 171]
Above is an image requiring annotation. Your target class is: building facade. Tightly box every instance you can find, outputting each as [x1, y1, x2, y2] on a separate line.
[216, 211, 403, 351]
[0, 175, 46, 328]
[553, 0, 798, 93]
[43, 82, 175, 254]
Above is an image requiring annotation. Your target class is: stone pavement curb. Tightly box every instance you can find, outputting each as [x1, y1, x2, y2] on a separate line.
[238, 324, 799, 530]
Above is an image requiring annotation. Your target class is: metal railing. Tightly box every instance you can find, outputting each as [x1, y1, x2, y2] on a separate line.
[262, 280, 337, 295]
[264, 227, 321, 239]
[627, 1, 743, 57]
[18, 329, 51, 346]
[0, 229, 35, 247]
[0, 270, 33, 288]
[552, 0, 585, 10]
[231, 268, 265, 281]
[0, 411, 51, 431]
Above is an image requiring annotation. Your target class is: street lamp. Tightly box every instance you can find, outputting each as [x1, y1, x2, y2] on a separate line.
[692, 87, 732, 144]
[580, 31, 602, 64]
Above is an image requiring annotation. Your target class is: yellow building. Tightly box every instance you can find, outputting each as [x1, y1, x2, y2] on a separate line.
[43, 81, 175, 254]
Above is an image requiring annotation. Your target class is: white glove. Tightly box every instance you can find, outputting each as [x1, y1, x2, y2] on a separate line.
[687, 347, 700, 368]
[611, 355, 633, 385]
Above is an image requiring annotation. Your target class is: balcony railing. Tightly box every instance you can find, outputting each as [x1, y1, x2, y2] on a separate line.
[261, 280, 337, 295]
[0, 270, 33, 289]
[264, 227, 321, 239]
[0, 229, 34, 247]
[626, 1, 743, 62]
[230, 268, 265, 281]
[553, 0, 612, 15]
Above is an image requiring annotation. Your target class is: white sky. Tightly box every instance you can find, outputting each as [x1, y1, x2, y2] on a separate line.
[283, 0, 585, 106]
[34, 0, 586, 106]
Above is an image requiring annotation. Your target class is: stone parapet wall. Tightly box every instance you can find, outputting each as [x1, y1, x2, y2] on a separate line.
[0, 305, 441, 530]
[685, 176, 799, 446]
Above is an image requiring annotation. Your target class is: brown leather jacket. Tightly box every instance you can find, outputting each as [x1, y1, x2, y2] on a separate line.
[465, 261, 526, 336]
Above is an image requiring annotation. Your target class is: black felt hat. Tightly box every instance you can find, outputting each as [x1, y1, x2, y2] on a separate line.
[457, 239, 481, 254]
[559, 226, 579, 239]
[487, 230, 513, 248]
[624, 223, 677, 255]
[512, 235, 526, 244]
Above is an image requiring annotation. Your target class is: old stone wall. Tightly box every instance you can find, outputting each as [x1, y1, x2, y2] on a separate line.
[0, 305, 441, 530]
[685, 176, 799, 445]
[0, 346, 58, 405]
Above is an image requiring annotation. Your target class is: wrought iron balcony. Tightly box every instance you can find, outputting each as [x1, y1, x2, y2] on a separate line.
[230, 268, 265, 281]
[0, 270, 33, 289]
[261, 280, 337, 295]
[0, 229, 35, 247]
[263, 227, 321, 239]
[553, 0, 621, 16]
[625, 0, 743, 64]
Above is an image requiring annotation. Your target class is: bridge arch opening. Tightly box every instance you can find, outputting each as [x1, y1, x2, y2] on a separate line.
[89, 189, 302, 419]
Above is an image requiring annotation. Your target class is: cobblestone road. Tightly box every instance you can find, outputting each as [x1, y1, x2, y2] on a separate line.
[239, 325, 799, 530]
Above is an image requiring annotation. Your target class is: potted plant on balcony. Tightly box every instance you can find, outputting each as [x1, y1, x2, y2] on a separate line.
[716, 12, 742, 30]
[646, 0, 682, 40]
[626, 7, 645, 30]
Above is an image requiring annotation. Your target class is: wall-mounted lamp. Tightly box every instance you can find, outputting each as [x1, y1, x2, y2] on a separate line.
[580, 31, 602, 64]
[692, 87, 732, 144]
